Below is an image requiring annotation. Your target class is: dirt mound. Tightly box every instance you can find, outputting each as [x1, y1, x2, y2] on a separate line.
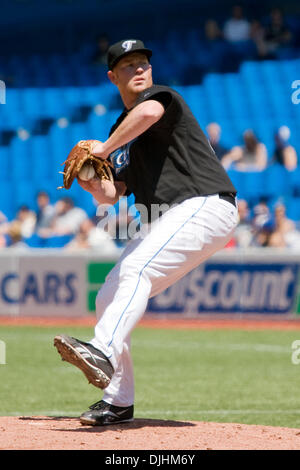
[1, 416, 300, 450]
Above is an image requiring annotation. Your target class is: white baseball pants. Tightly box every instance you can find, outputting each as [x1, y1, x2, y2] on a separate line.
[90, 194, 238, 407]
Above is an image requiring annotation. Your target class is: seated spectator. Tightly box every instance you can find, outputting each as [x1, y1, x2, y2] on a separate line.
[11, 205, 36, 239]
[252, 198, 271, 229]
[204, 19, 223, 42]
[269, 202, 296, 248]
[2, 221, 29, 250]
[186, 20, 229, 78]
[35, 190, 56, 232]
[270, 126, 297, 171]
[39, 197, 88, 237]
[91, 34, 110, 66]
[223, 4, 251, 42]
[251, 200, 300, 248]
[206, 122, 230, 161]
[250, 19, 267, 59]
[262, 7, 293, 59]
[227, 130, 267, 171]
[234, 199, 253, 247]
[65, 218, 121, 255]
[253, 218, 277, 247]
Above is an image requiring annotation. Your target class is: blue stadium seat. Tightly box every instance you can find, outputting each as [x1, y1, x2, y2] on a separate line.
[180, 85, 208, 124]
[24, 234, 47, 248]
[223, 74, 249, 119]
[203, 75, 228, 120]
[44, 235, 74, 248]
[0, 146, 10, 181]
[262, 165, 291, 200]
[287, 166, 300, 196]
[48, 124, 70, 167]
[68, 122, 89, 145]
[14, 180, 37, 211]
[233, 170, 265, 203]
[227, 170, 243, 197]
[29, 135, 53, 182]
[41, 87, 67, 118]
[20, 88, 43, 118]
[9, 137, 31, 181]
[287, 197, 300, 221]
[0, 180, 15, 220]
[87, 110, 121, 139]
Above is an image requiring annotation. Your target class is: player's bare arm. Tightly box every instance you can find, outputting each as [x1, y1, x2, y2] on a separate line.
[92, 99, 165, 160]
[77, 177, 127, 206]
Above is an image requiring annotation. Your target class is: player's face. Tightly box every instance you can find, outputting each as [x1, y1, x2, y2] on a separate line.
[109, 53, 153, 96]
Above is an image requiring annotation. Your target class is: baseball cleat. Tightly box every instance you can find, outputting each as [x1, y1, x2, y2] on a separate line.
[53, 334, 114, 389]
[80, 400, 134, 426]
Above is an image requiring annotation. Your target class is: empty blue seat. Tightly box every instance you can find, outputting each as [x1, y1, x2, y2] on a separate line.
[9, 137, 31, 181]
[20, 88, 43, 118]
[0, 146, 10, 181]
[0, 180, 15, 220]
[41, 87, 67, 118]
[44, 235, 73, 248]
[14, 180, 37, 210]
[48, 124, 71, 167]
[263, 165, 290, 200]
[30, 135, 53, 182]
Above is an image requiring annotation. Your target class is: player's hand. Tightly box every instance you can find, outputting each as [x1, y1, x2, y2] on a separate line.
[77, 176, 101, 193]
[92, 141, 109, 160]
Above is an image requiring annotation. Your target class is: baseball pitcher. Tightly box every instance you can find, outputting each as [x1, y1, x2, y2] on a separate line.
[54, 39, 238, 426]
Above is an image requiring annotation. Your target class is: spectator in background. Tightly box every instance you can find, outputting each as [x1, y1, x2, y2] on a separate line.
[233, 199, 253, 248]
[226, 129, 267, 171]
[206, 122, 230, 161]
[91, 34, 110, 66]
[262, 7, 293, 59]
[250, 198, 274, 247]
[40, 197, 88, 237]
[250, 19, 267, 59]
[65, 218, 121, 255]
[252, 198, 271, 229]
[223, 4, 251, 42]
[35, 190, 55, 233]
[10, 205, 36, 239]
[186, 20, 227, 79]
[268, 201, 299, 248]
[270, 125, 297, 171]
[1, 221, 29, 250]
[253, 218, 276, 247]
[204, 19, 223, 42]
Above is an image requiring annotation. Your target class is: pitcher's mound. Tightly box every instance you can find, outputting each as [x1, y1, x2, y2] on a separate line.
[1, 416, 300, 450]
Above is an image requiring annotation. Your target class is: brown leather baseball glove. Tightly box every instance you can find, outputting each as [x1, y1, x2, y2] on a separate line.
[58, 140, 114, 190]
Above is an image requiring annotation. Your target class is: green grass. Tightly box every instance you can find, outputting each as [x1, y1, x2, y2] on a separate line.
[1, 325, 300, 428]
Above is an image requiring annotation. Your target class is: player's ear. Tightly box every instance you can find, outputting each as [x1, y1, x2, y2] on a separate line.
[107, 70, 117, 85]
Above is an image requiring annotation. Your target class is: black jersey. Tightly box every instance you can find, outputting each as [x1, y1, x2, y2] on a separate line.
[109, 85, 237, 217]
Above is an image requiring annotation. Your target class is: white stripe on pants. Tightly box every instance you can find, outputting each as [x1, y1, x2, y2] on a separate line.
[90, 194, 238, 407]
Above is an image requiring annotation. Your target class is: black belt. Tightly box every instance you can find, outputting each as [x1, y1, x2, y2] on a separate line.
[219, 192, 236, 207]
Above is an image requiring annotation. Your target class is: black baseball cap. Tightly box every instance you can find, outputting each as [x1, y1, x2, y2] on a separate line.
[107, 39, 152, 70]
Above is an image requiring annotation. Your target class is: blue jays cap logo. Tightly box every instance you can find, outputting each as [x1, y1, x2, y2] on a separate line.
[122, 40, 137, 52]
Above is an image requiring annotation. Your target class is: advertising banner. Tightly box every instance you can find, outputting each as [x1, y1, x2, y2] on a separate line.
[147, 261, 300, 315]
[0, 251, 300, 316]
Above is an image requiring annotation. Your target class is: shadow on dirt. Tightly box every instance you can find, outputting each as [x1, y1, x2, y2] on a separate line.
[18, 415, 196, 432]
